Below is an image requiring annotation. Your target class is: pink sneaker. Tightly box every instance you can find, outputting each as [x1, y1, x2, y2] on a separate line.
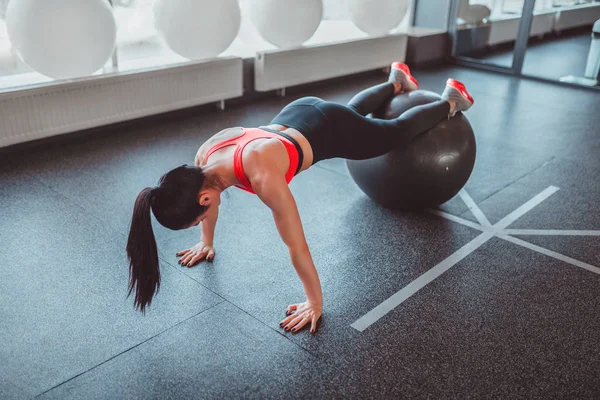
[442, 78, 474, 116]
[389, 62, 419, 92]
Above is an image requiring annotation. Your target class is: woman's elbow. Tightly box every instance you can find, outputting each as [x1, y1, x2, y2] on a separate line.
[289, 243, 310, 257]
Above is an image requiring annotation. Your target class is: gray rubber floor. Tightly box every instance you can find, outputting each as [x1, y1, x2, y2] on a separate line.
[1, 65, 599, 399]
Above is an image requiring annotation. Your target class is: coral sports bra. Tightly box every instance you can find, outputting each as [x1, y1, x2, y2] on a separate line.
[204, 127, 304, 194]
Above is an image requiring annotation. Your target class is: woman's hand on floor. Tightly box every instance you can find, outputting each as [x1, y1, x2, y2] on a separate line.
[280, 301, 322, 334]
[176, 242, 215, 266]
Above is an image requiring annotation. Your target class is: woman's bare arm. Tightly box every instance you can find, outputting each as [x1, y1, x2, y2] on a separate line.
[177, 152, 220, 265]
[252, 174, 322, 333]
[176, 205, 217, 266]
[200, 204, 218, 247]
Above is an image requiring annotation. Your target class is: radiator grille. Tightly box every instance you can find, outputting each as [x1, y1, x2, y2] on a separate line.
[0, 57, 243, 148]
[255, 34, 408, 92]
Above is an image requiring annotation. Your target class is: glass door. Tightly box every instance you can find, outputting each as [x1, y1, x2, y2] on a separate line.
[521, 0, 600, 88]
[448, 0, 537, 74]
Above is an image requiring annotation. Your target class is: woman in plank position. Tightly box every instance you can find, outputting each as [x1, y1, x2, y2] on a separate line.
[127, 63, 474, 333]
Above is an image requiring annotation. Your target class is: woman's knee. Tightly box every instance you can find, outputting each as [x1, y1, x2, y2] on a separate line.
[346, 102, 361, 114]
[291, 96, 323, 106]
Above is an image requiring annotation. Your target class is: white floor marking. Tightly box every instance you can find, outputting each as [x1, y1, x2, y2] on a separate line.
[353, 185, 600, 332]
[499, 234, 600, 275]
[427, 209, 486, 232]
[351, 232, 494, 332]
[494, 186, 559, 229]
[504, 229, 600, 236]
[459, 189, 491, 227]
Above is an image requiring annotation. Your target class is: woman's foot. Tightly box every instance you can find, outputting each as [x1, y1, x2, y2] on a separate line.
[389, 62, 419, 94]
[442, 79, 474, 117]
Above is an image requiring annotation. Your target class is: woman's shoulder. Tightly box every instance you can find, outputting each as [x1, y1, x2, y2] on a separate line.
[194, 127, 244, 166]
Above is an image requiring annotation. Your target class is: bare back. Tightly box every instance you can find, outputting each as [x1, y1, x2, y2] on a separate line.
[194, 126, 314, 175]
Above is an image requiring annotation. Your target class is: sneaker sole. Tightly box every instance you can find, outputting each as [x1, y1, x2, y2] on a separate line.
[447, 78, 474, 104]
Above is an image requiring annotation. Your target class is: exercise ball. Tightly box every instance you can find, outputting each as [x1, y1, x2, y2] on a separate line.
[349, 0, 409, 36]
[347, 90, 476, 210]
[250, 0, 323, 48]
[6, 0, 116, 79]
[154, 0, 241, 60]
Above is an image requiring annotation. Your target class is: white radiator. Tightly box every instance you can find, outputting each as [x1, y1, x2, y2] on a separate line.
[254, 34, 408, 92]
[530, 12, 555, 37]
[487, 16, 520, 46]
[0, 57, 243, 149]
[486, 14, 552, 45]
[554, 4, 600, 32]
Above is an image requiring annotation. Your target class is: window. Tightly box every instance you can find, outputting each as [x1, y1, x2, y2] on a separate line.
[552, 0, 595, 6]
[465, 0, 596, 18]
[0, 0, 413, 89]
[112, 0, 176, 71]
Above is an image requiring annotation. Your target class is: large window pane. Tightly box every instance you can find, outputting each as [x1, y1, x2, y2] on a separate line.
[521, 0, 599, 85]
[453, 0, 519, 68]
[323, 0, 351, 19]
[0, 0, 414, 90]
[113, 0, 184, 71]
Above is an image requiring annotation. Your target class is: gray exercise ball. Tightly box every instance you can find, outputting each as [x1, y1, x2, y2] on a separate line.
[346, 90, 476, 210]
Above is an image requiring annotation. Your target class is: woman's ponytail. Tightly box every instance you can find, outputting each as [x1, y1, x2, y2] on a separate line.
[126, 164, 210, 312]
[126, 187, 160, 313]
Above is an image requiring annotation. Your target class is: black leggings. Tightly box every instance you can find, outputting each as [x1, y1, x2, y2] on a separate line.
[270, 82, 450, 164]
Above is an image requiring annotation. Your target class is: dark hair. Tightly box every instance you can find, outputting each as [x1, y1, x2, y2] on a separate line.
[126, 164, 211, 313]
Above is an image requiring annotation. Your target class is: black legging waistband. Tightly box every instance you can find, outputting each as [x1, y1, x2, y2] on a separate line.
[259, 126, 304, 175]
